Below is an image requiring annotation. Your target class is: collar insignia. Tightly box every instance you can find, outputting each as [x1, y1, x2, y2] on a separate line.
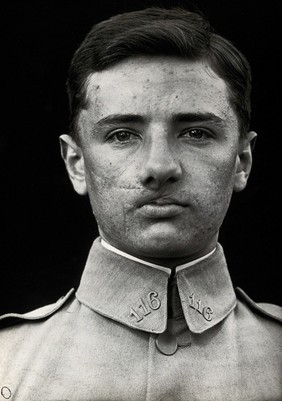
[76, 238, 236, 334]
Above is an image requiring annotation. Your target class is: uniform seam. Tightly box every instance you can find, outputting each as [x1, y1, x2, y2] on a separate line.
[145, 334, 154, 401]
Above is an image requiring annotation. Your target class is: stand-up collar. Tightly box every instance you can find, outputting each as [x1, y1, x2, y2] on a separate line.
[76, 238, 236, 334]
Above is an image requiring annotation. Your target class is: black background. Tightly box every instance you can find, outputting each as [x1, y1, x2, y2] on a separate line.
[1, 0, 281, 314]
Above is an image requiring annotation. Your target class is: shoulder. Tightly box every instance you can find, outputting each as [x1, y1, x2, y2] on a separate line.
[235, 287, 282, 324]
[0, 288, 75, 330]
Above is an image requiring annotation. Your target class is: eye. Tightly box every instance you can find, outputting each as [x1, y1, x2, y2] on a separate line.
[108, 130, 136, 143]
[115, 131, 132, 142]
[182, 128, 212, 140]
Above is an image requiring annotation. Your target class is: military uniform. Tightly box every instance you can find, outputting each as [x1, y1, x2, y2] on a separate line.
[0, 238, 281, 401]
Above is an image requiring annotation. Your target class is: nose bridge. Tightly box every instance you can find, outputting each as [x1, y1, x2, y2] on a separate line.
[147, 129, 173, 164]
[139, 125, 182, 187]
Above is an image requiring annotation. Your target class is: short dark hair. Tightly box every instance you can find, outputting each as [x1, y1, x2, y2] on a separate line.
[67, 7, 252, 141]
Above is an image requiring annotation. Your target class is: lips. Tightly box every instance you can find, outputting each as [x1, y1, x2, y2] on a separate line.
[138, 196, 188, 218]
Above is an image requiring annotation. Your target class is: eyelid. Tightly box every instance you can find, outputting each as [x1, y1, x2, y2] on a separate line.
[106, 128, 141, 144]
[180, 126, 215, 137]
[107, 127, 139, 137]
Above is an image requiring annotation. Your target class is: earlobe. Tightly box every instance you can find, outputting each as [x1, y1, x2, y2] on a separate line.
[233, 131, 257, 193]
[59, 134, 88, 195]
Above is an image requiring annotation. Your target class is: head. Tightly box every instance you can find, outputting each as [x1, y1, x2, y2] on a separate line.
[67, 7, 252, 142]
[60, 7, 257, 265]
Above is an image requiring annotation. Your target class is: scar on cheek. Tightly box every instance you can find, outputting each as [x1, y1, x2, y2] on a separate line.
[119, 185, 144, 190]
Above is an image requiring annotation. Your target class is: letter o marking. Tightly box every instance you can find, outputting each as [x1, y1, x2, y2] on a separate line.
[1, 387, 11, 399]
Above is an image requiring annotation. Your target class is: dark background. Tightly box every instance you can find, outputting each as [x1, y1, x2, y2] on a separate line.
[1, 0, 281, 314]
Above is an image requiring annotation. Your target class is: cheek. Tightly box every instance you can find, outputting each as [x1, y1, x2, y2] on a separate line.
[84, 151, 119, 191]
[83, 159, 132, 223]
[84, 149, 143, 201]
[192, 155, 237, 209]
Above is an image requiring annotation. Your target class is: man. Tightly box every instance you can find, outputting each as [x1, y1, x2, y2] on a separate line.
[0, 7, 281, 401]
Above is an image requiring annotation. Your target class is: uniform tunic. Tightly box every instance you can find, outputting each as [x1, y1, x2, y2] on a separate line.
[0, 238, 281, 401]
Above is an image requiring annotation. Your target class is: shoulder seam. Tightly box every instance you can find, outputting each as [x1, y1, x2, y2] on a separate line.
[0, 288, 75, 322]
[236, 287, 282, 324]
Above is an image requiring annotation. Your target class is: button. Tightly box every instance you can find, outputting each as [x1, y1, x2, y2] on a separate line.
[155, 331, 178, 355]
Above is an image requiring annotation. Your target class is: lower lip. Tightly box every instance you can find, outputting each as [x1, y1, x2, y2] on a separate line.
[139, 204, 186, 218]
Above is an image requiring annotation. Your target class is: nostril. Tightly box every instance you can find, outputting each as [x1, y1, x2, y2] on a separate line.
[145, 176, 157, 186]
[143, 173, 179, 189]
[139, 153, 182, 189]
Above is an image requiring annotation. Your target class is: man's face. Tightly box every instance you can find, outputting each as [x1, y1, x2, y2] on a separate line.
[70, 57, 250, 261]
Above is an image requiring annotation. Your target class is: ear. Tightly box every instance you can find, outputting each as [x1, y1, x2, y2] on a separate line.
[233, 131, 257, 193]
[59, 134, 87, 195]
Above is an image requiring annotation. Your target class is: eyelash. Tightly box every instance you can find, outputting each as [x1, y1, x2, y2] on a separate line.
[107, 130, 138, 143]
[180, 128, 214, 140]
[107, 127, 214, 144]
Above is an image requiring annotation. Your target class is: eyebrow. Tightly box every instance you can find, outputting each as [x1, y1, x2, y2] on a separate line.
[94, 114, 145, 128]
[171, 112, 225, 125]
[94, 112, 225, 128]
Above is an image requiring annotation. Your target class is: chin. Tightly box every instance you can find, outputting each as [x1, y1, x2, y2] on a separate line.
[131, 232, 194, 259]
[127, 222, 218, 259]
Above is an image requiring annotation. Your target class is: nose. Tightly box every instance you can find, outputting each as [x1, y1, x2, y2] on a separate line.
[138, 135, 182, 190]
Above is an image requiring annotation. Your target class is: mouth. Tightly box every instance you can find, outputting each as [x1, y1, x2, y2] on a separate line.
[138, 197, 188, 218]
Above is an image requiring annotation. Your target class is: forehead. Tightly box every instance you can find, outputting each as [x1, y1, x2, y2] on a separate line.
[83, 56, 236, 123]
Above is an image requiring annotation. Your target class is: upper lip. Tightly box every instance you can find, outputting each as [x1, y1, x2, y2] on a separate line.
[138, 196, 189, 208]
